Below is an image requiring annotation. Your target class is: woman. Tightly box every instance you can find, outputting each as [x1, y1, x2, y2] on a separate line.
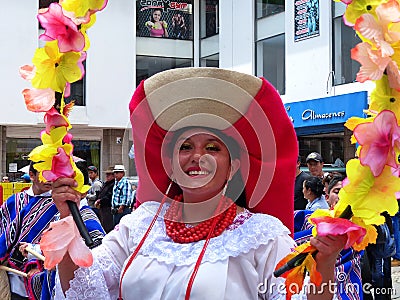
[51, 68, 346, 299]
[303, 176, 329, 211]
[145, 9, 168, 38]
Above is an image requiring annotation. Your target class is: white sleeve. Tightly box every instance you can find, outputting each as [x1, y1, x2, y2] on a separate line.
[54, 248, 120, 300]
[54, 213, 135, 299]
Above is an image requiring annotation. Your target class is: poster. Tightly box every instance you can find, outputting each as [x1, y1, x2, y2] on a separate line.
[137, 0, 193, 40]
[294, 0, 319, 42]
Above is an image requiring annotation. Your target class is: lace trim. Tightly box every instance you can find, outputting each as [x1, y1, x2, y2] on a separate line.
[55, 247, 120, 300]
[124, 201, 290, 266]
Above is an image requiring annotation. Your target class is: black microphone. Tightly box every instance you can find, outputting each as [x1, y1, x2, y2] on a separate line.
[67, 200, 94, 248]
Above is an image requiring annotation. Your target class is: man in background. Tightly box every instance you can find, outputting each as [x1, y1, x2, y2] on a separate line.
[306, 152, 326, 178]
[294, 156, 310, 210]
[111, 164, 132, 226]
[95, 167, 115, 233]
[87, 166, 102, 218]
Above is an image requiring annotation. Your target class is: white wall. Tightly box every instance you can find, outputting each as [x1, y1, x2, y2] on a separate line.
[219, 0, 254, 74]
[284, 0, 332, 102]
[84, 0, 135, 128]
[0, 1, 41, 125]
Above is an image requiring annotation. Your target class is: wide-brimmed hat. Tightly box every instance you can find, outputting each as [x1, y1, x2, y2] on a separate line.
[103, 166, 114, 174]
[129, 67, 298, 231]
[113, 164, 126, 172]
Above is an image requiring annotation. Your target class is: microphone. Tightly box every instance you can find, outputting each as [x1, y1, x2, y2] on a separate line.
[67, 200, 94, 248]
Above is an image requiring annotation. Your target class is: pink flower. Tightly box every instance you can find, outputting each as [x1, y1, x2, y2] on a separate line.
[44, 107, 71, 133]
[22, 88, 55, 112]
[42, 147, 74, 181]
[40, 216, 93, 269]
[311, 216, 366, 249]
[351, 42, 391, 82]
[38, 3, 85, 53]
[354, 110, 400, 176]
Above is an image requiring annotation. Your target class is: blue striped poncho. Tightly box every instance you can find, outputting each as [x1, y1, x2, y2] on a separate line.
[0, 189, 105, 299]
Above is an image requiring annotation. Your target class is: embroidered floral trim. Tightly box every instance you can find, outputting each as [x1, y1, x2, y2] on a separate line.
[122, 202, 290, 266]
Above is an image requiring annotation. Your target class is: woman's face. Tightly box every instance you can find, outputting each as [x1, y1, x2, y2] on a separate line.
[171, 128, 239, 201]
[153, 10, 161, 21]
[328, 181, 342, 209]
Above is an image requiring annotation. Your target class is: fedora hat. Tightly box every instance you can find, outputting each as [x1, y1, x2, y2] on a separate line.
[113, 164, 126, 172]
[103, 166, 114, 174]
[129, 67, 298, 231]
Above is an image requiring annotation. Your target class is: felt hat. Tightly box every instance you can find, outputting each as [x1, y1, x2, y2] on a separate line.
[129, 67, 298, 231]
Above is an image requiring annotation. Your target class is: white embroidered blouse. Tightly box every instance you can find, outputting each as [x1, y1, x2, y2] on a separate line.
[54, 201, 301, 300]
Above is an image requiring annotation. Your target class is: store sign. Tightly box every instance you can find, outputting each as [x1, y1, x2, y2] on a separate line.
[136, 0, 193, 40]
[285, 91, 368, 128]
[294, 0, 319, 42]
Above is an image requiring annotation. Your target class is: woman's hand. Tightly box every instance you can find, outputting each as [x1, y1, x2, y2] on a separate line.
[52, 177, 81, 219]
[311, 234, 347, 265]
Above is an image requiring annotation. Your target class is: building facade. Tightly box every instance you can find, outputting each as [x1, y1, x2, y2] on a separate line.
[0, 0, 371, 180]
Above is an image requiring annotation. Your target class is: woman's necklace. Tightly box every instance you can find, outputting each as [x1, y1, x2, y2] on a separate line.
[164, 194, 236, 243]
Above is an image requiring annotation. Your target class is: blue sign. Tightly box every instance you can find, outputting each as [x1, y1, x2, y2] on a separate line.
[285, 91, 368, 128]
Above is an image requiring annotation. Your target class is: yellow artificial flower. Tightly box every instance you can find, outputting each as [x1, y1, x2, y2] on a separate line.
[351, 216, 378, 250]
[370, 75, 400, 121]
[31, 40, 83, 93]
[336, 159, 400, 225]
[80, 14, 97, 52]
[344, 116, 375, 143]
[61, 0, 106, 17]
[344, 0, 384, 26]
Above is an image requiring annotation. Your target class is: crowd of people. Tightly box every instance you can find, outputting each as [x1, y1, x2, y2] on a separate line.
[0, 67, 396, 299]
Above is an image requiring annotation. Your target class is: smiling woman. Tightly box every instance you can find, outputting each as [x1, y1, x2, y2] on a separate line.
[50, 67, 348, 300]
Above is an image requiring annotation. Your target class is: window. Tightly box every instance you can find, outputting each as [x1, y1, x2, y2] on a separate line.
[136, 0, 193, 40]
[5, 138, 100, 181]
[256, 34, 285, 94]
[200, 54, 219, 67]
[256, 0, 284, 19]
[136, 56, 193, 84]
[333, 3, 361, 85]
[298, 134, 344, 166]
[200, 0, 219, 38]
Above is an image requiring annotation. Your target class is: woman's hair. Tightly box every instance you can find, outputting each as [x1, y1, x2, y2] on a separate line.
[150, 9, 162, 22]
[327, 175, 343, 194]
[304, 176, 325, 197]
[168, 126, 246, 207]
[322, 171, 343, 186]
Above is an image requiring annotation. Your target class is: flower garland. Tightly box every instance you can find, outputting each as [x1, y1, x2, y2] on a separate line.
[20, 0, 108, 193]
[276, 0, 400, 297]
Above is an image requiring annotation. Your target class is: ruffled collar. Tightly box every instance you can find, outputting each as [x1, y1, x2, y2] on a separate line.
[126, 201, 290, 266]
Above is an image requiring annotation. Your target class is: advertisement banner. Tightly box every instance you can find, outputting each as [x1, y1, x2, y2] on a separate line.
[137, 0, 193, 40]
[294, 0, 319, 42]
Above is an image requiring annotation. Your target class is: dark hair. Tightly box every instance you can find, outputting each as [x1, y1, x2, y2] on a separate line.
[168, 127, 246, 208]
[327, 175, 344, 194]
[76, 160, 89, 186]
[304, 176, 325, 197]
[322, 171, 343, 186]
[29, 161, 38, 175]
[150, 9, 162, 23]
